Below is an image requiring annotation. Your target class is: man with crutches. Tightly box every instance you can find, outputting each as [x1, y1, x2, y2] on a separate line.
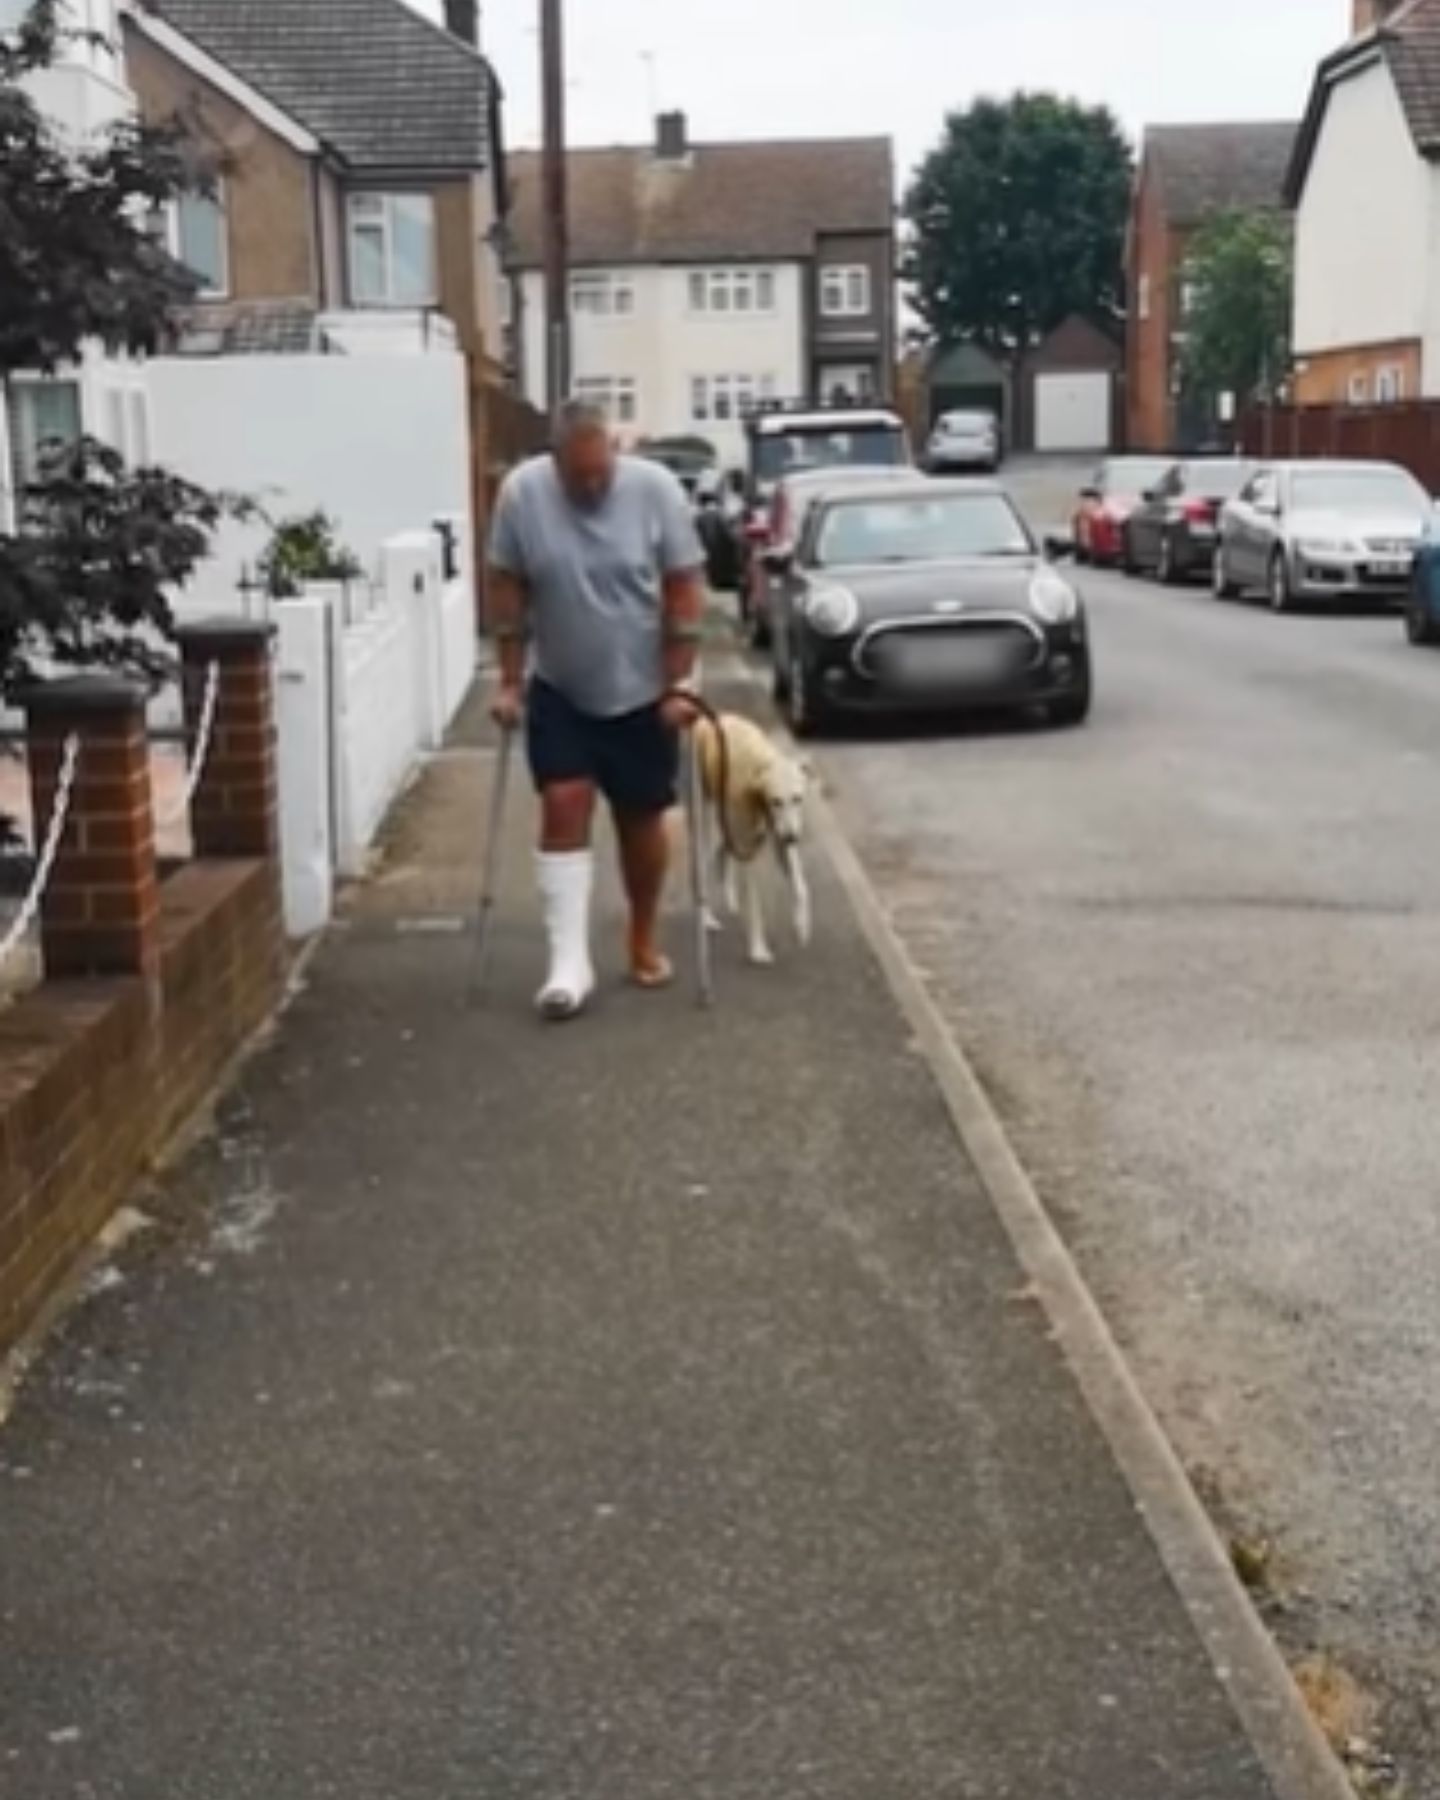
[486, 400, 707, 1020]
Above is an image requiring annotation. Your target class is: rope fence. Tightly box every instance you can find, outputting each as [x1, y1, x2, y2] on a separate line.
[162, 658, 221, 832]
[0, 732, 80, 971]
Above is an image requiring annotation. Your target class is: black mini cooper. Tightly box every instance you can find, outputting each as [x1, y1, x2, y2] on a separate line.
[764, 478, 1092, 735]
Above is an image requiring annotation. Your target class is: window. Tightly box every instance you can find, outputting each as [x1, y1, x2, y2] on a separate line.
[819, 364, 875, 403]
[819, 265, 871, 317]
[1376, 364, 1405, 404]
[691, 373, 776, 423]
[687, 268, 778, 316]
[7, 379, 82, 496]
[1244, 472, 1279, 514]
[348, 193, 437, 308]
[1347, 371, 1370, 407]
[1137, 274, 1152, 322]
[573, 375, 637, 426]
[165, 184, 229, 297]
[570, 271, 635, 317]
[815, 494, 1032, 568]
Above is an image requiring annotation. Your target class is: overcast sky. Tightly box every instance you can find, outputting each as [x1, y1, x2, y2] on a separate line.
[413, 0, 1346, 186]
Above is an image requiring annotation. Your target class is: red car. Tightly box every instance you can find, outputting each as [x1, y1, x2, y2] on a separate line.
[1073, 457, 1175, 566]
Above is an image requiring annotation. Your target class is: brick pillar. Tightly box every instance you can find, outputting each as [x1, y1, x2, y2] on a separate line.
[175, 620, 279, 862]
[24, 676, 158, 979]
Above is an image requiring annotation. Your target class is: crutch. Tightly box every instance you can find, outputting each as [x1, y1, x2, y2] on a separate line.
[466, 724, 516, 1006]
[684, 727, 714, 1009]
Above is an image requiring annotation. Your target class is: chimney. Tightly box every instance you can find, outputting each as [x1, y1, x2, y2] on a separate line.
[655, 111, 688, 162]
[1353, 0, 1404, 33]
[443, 0, 479, 46]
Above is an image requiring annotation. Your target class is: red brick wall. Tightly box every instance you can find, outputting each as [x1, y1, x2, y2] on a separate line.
[0, 861, 285, 1352]
[1127, 161, 1179, 450]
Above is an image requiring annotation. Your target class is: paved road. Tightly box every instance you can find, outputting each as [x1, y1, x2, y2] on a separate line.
[810, 459, 1440, 1785]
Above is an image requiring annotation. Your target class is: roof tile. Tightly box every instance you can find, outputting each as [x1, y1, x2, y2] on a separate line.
[506, 137, 894, 267]
[1144, 121, 1298, 225]
[150, 0, 495, 173]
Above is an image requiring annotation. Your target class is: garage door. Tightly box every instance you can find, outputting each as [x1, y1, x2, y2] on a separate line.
[1034, 372, 1112, 452]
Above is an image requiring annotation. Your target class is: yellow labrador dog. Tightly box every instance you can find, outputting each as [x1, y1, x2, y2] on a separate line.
[692, 713, 812, 965]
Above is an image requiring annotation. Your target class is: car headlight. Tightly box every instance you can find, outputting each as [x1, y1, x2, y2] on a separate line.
[1297, 538, 1358, 557]
[1029, 570, 1080, 624]
[803, 584, 860, 636]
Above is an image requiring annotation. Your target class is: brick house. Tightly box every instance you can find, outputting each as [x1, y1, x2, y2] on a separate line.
[505, 116, 897, 465]
[123, 0, 518, 557]
[1287, 0, 1440, 406]
[1125, 121, 1297, 450]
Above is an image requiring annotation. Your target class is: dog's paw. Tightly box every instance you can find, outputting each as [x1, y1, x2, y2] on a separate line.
[747, 943, 776, 967]
[703, 909, 725, 935]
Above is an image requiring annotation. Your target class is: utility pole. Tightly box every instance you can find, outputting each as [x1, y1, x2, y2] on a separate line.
[540, 0, 570, 414]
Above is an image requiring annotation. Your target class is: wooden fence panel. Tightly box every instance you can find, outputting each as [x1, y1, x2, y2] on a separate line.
[1241, 403, 1440, 491]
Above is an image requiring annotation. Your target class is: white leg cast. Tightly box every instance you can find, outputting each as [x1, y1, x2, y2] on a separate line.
[535, 850, 596, 1019]
[784, 844, 813, 947]
[742, 862, 774, 965]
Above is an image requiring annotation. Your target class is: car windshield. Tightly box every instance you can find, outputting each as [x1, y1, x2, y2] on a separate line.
[815, 493, 1032, 566]
[756, 427, 907, 483]
[1290, 469, 1426, 513]
[1101, 459, 1172, 495]
[1181, 462, 1252, 499]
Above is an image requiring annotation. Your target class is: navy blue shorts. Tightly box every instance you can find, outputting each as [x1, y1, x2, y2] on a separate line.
[526, 679, 679, 814]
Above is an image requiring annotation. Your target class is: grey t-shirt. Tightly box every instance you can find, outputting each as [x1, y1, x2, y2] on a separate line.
[488, 454, 703, 718]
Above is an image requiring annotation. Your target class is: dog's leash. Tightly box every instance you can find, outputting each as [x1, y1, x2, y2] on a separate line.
[663, 687, 742, 862]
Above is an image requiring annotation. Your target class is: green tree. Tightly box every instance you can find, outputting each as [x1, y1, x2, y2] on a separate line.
[904, 93, 1132, 356]
[0, 1, 236, 710]
[1178, 208, 1292, 414]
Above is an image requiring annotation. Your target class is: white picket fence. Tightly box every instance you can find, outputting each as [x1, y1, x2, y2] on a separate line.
[274, 525, 477, 937]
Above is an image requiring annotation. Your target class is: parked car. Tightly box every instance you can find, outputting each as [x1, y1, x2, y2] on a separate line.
[764, 477, 1091, 735]
[636, 434, 718, 502]
[694, 467, 744, 591]
[926, 409, 1001, 473]
[746, 465, 918, 648]
[734, 400, 913, 629]
[1122, 458, 1255, 584]
[1403, 513, 1440, 644]
[1214, 460, 1431, 612]
[1072, 457, 1175, 566]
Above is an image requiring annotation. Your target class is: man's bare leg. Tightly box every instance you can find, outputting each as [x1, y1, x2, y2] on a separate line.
[613, 806, 673, 987]
[540, 779, 595, 852]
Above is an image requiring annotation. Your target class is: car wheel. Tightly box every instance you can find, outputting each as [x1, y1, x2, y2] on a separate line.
[1158, 532, 1182, 586]
[1121, 527, 1141, 576]
[786, 642, 828, 739]
[1213, 545, 1241, 599]
[1268, 549, 1295, 615]
[1048, 662, 1093, 728]
[1405, 589, 1438, 645]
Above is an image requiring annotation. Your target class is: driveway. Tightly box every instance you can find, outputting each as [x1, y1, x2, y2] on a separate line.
[803, 460, 1440, 1785]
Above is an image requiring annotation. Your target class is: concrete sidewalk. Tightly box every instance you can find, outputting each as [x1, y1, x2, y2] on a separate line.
[0, 677, 1285, 1798]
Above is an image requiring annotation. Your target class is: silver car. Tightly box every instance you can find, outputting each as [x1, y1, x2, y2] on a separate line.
[926, 409, 1001, 473]
[1214, 460, 1431, 612]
